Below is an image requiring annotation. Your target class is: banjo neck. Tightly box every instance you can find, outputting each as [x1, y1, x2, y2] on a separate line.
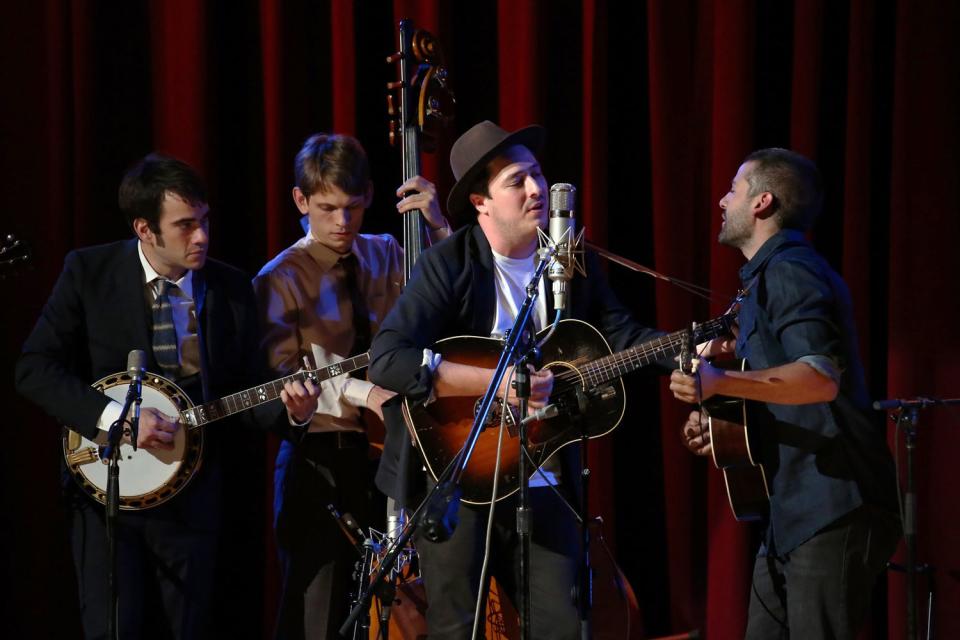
[180, 352, 371, 427]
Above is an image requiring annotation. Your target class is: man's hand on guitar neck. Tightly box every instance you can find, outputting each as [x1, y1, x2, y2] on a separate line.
[680, 410, 712, 457]
[670, 358, 722, 404]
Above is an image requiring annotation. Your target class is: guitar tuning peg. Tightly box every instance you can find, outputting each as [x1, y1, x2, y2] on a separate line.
[386, 94, 396, 117]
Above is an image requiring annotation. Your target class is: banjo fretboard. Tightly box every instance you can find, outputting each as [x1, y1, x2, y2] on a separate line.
[180, 352, 371, 427]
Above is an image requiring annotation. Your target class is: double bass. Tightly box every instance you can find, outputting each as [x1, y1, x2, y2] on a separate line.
[363, 19, 454, 640]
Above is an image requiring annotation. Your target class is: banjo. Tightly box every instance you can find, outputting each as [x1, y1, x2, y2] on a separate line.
[62, 352, 370, 510]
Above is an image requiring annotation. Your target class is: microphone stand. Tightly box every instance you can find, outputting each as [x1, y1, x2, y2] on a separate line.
[574, 386, 593, 640]
[875, 396, 960, 640]
[340, 252, 553, 639]
[325, 504, 379, 640]
[514, 343, 534, 640]
[102, 374, 142, 640]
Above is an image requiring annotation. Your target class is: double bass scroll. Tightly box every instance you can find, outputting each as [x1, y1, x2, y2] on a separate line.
[386, 20, 455, 282]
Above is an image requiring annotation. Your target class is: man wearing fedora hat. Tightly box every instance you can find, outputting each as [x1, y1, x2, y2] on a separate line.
[369, 120, 663, 638]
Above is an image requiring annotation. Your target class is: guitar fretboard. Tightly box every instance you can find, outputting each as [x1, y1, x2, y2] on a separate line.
[180, 352, 371, 427]
[575, 317, 732, 389]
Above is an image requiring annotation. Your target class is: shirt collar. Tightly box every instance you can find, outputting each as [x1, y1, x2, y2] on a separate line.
[302, 227, 365, 273]
[137, 240, 194, 298]
[738, 229, 808, 283]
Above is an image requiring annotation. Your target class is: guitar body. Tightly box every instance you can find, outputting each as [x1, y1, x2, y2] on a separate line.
[404, 320, 625, 504]
[703, 387, 769, 522]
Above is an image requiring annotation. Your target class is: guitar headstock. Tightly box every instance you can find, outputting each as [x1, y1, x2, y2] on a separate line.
[685, 299, 741, 367]
[385, 21, 455, 151]
[725, 289, 746, 320]
[0, 234, 32, 278]
[679, 325, 697, 375]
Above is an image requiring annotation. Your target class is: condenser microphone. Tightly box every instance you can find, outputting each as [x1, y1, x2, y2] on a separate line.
[127, 349, 146, 450]
[548, 183, 577, 312]
[127, 349, 146, 382]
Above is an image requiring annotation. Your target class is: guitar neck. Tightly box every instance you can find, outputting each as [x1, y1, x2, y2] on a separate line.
[180, 352, 371, 427]
[580, 317, 731, 388]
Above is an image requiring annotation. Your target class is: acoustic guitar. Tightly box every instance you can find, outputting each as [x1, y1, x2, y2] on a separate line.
[403, 313, 737, 505]
[678, 351, 770, 522]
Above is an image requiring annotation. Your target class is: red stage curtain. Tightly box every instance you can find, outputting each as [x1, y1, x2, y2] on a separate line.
[3, 1, 958, 637]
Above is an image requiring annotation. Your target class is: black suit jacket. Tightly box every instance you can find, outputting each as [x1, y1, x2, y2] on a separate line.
[15, 238, 289, 520]
[369, 223, 662, 505]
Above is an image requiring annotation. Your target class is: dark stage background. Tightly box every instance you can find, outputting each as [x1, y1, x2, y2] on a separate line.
[2, 1, 958, 638]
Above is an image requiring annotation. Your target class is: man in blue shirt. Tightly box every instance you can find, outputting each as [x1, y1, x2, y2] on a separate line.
[670, 148, 900, 639]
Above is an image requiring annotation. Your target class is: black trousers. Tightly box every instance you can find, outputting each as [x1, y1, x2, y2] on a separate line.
[745, 505, 902, 640]
[273, 433, 374, 640]
[68, 495, 218, 640]
[415, 485, 581, 640]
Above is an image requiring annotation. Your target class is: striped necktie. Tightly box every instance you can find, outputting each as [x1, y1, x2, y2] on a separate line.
[152, 278, 181, 379]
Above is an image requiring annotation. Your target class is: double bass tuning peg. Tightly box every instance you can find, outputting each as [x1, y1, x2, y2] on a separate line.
[388, 120, 399, 147]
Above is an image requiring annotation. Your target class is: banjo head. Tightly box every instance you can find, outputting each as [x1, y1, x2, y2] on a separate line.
[62, 371, 203, 510]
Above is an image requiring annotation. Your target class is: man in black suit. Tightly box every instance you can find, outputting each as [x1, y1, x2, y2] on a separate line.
[15, 153, 320, 639]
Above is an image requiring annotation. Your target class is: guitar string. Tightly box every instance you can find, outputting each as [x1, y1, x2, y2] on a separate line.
[548, 320, 727, 391]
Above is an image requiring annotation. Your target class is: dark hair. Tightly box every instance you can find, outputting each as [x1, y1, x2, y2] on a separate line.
[743, 148, 823, 231]
[118, 153, 207, 233]
[294, 133, 370, 198]
[467, 163, 493, 202]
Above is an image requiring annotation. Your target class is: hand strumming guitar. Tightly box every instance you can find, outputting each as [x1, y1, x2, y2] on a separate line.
[680, 410, 713, 457]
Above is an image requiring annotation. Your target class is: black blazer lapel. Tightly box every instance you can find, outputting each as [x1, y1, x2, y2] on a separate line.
[466, 224, 497, 336]
[191, 267, 212, 402]
[116, 239, 152, 361]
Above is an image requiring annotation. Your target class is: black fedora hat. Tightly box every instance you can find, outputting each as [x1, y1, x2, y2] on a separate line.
[446, 120, 545, 221]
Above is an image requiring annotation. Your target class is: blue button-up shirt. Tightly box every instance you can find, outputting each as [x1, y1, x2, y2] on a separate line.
[736, 230, 898, 554]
